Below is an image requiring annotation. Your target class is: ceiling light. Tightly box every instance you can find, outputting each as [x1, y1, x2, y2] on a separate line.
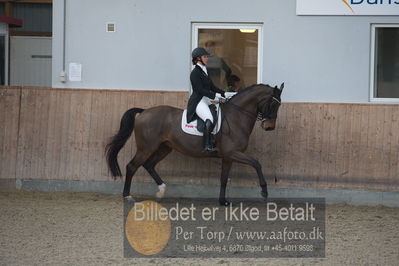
[240, 29, 256, 33]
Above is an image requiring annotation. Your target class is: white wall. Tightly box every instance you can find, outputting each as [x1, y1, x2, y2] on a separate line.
[52, 0, 399, 103]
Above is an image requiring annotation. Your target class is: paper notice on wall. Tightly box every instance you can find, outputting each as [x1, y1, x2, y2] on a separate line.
[69, 63, 82, 81]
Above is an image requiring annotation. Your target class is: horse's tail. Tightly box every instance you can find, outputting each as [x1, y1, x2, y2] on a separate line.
[105, 108, 144, 178]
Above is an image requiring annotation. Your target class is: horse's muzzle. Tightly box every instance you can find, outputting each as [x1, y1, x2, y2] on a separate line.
[261, 120, 276, 131]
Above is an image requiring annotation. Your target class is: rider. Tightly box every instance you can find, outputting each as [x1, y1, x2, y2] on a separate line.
[187, 47, 226, 152]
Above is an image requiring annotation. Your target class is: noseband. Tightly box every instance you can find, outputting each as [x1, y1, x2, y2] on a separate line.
[257, 96, 281, 122]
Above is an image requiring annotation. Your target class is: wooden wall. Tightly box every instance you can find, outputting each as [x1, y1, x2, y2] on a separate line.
[1, 86, 398, 192]
[0, 88, 20, 188]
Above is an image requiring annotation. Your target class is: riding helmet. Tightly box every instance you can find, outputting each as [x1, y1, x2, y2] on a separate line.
[192, 47, 210, 59]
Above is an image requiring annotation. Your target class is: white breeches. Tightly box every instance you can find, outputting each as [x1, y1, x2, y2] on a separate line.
[195, 96, 213, 123]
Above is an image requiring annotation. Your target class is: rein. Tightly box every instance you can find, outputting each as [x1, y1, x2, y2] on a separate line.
[219, 97, 267, 135]
[228, 101, 259, 119]
[226, 96, 280, 121]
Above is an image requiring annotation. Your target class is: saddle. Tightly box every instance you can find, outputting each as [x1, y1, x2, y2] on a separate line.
[181, 104, 222, 136]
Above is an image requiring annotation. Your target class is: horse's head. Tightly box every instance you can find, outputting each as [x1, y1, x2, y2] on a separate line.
[258, 83, 284, 131]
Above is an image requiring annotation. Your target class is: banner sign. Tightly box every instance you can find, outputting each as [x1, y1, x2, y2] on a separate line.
[297, 0, 399, 15]
[123, 198, 325, 258]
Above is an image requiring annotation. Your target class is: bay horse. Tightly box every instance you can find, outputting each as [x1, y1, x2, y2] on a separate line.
[105, 83, 284, 205]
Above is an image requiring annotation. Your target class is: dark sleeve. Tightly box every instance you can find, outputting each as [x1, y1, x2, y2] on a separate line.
[190, 70, 216, 99]
[210, 80, 226, 97]
[221, 59, 232, 78]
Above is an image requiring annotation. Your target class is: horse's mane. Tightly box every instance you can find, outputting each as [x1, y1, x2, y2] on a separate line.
[229, 83, 272, 100]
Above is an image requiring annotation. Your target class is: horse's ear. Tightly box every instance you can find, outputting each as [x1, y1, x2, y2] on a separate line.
[279, 82, 284, 92]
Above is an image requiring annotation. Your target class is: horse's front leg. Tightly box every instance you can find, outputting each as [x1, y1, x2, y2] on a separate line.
[228, 151, 268, 199]
[219, 159, 232, 206]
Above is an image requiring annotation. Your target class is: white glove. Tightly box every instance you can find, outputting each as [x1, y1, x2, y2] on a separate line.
[224, 92, 237, 99]
[215, 93, 225, 100]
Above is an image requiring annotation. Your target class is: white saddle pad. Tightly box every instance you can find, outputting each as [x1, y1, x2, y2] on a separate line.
[181, 108, 222, 136]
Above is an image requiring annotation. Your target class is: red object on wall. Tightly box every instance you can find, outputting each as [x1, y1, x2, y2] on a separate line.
[0, 15, 22, 27]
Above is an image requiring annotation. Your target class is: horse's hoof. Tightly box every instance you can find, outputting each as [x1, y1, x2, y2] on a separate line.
[261, 190, 268, 199]
[124, 195, 134, 202]
[155, 191, 164, 198]
[219, 199, 231, 206]
[156, 183, 166, 198]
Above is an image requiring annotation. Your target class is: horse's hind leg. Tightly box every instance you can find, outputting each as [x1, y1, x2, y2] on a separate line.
[123, 150, 153, 199]
[143, 143, 172, 198]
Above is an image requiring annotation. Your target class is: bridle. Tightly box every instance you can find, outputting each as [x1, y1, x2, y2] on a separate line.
[257, 96, 281, 122]
[220, 91, 281, 136]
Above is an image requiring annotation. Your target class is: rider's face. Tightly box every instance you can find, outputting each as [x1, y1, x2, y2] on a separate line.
[200, 55, 209, 65]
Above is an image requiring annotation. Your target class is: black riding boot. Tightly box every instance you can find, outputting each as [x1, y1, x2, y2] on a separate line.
[203, 119, 217, 153]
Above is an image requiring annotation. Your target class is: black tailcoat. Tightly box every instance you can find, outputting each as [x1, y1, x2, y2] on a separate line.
[186, 65, 225, 123]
